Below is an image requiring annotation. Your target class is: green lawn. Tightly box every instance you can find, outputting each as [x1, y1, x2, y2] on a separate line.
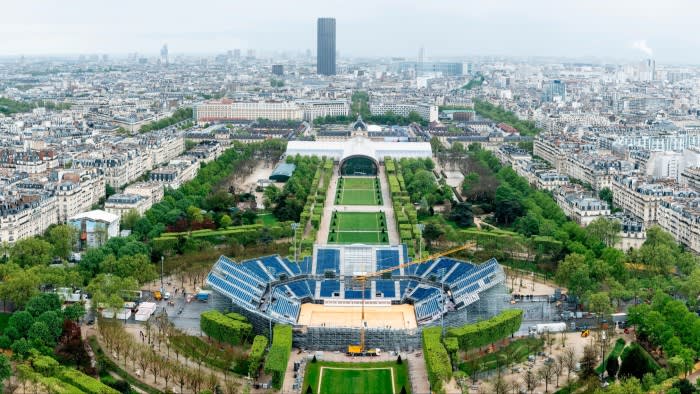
[303, 361, 410, 394]
[596, 338, 626, 374]
[258, 213, 279, 226]
[328, 212, 388, 244]
[336, 177, 382, 205]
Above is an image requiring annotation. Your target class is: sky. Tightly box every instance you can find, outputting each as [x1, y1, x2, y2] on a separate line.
[1, 0, 698, 63]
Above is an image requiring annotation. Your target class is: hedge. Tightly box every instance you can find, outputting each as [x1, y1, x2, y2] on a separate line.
[447, 309, 523, 351]
[423, 327, 451, 392]
[39, 377, 84, 394]
[58, 368, 120, 394]
[248, 335, 269, 377]
[200, 310, 253, 346]
[264, 324, 293, 389]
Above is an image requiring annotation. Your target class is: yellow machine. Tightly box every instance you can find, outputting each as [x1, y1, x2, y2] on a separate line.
[346, 242, 476, 355]
[581, 329, 590, 338]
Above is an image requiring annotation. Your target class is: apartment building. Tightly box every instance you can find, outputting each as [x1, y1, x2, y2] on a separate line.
[554, 185, 611, 226]
[611, 176, 672, 226]
[298, 100, 350, 122]
[54, 170, 106, 222]
[104, 194, 151, 218]
[123, 182, 164, 207]
[657, 197, 700, 254]
[194, 99, 303, 122]
[0, 194, 57, 244]
[535, 171, 570, 192]
[149, 159, 199, 189]
[369, 102, 438, 122]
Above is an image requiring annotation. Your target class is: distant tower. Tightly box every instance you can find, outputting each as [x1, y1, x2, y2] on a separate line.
[233, 49, 241, 60]
[160, 44, 169, 65]
[317, 17, 336, 75]
[418, 47, 424, 76]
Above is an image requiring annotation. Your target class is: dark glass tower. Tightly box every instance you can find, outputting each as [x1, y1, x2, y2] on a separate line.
[317, 17, 336, 75]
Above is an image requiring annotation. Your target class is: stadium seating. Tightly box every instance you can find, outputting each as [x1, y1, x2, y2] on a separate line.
[408, 286, 439, 302]
[316, 248, 340, 275]
[319, 279, 340, 297]
[345, 289, 371, 299]
[206, 247, 504, 328]
[376, 249, 400, 273]
[400, 280, 418, 299]
[282, 258, 303, 275]
[374, 280, 396, 298]
[285, 281, 313, 299]
[268, 288, 301, 323]
[415, 293, 443, 322]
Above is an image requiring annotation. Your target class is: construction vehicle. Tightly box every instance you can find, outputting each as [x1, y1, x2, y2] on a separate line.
[581, 329, 590, 338]
[153, 290, 162, 301]
[346, 242, 476, 355]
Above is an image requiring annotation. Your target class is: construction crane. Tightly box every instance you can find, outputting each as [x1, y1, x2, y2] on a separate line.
[347, 241, 476, 355]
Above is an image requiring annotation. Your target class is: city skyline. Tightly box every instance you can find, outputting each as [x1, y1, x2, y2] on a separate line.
[0, 0, 698, 64]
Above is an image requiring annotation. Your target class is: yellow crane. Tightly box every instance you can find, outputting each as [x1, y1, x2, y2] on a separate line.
[347, 241, 476, 355]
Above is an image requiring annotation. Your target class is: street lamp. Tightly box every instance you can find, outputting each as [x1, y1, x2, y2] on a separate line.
[291, 223, 300, 263]
[160, 255, 164, 293]
[417, 224, 425, 259]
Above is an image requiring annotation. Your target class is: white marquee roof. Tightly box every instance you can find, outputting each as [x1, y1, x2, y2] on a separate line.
[286, 137, 432, 162]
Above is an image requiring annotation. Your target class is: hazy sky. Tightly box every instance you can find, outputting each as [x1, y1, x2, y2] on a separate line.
[1, 0, 698, 63]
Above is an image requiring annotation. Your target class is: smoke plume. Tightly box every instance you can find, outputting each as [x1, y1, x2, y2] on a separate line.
[632, 40, 653, 57]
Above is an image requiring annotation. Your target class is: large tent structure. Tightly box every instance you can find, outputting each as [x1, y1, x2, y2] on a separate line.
[285, 137, 431, 174]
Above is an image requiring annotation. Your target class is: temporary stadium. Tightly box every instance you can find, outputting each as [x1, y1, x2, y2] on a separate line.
[206, 139, 510, 351]
[206, 243, 508, 351]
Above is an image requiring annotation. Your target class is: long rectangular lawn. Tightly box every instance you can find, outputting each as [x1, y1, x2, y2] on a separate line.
[336, 177, 382, 205]
[328, 212, 388, 244]
[303, 361, 410, 394]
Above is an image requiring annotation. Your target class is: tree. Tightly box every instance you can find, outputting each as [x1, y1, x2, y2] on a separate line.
[186, 205, 204, 224]
[100, 254, 157, 284]
[47, 224, 77, 260]
[7, 311, 34, 339]
[562, 348, 577, 383]
[523, 369, 540, 394]
[63, 303, 86, 322]
[122, 209, 141, 230]
[0, 269, 40, 308]
[448, 202, 474, 228]
[587, 218, 621, 248]
[598, 187, 613, 208]
[422, 223, 444, 249]
[555, 253, 592, 298]
[494, 189, 524, 226]
[87, 274, 139, 312]
[25, 293, 61, 317]
[28, 321, 54, 347]
[588, 292, 613, 320]
[10, 238, 53, 267]
[579, 345, 597, 379]
[538, 363, 557, 393]
[37, 310, 64, 338]
[219, 214, 233, 229]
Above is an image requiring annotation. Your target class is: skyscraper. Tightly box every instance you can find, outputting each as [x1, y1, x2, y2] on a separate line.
[160, 44, 168, 65]
[316, 17, 336, 75]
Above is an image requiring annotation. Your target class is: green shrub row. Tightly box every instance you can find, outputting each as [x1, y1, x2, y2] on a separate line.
[248, 335, 269, 377]
[200, 310, 253, 346]
[39, 377, 84, 394]
[447, 309, 523, 350]
[264, 324, 293, 389]
[422, 327, 452, 392]
[58, 368, 120, 394]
